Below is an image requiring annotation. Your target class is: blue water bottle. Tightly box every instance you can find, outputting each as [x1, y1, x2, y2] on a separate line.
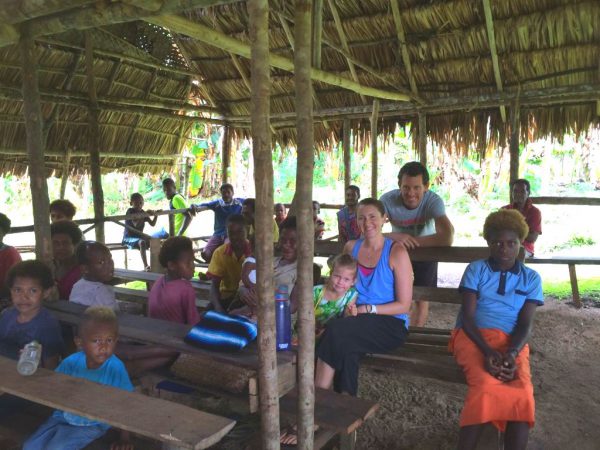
[275, 285, 291, 351]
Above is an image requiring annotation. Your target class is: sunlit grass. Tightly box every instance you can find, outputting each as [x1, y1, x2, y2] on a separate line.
[544, 277, 600, 300]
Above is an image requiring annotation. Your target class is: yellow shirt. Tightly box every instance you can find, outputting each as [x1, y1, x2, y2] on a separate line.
[207, 241, 252, 298]
[247, 218, 280, 243]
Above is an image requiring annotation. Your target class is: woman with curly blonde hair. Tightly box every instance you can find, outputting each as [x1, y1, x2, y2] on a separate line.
[450, 209, 543, 450]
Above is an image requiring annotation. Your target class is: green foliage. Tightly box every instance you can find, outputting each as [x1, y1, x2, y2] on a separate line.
[550, 234, 596, 252]
[544, 277, 600, 300]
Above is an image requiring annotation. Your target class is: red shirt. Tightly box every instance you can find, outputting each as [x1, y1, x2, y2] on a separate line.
[148, 275, 200, 325]
[502, 199, 542, 254]
[0, 245, 21, 296]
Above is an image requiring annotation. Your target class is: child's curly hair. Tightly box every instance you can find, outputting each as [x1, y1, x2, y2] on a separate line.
[483, 209, 529, 242]
[159, 236, 193, 268]
[49, 199, 76, 219]
[6, 260, 54, 290]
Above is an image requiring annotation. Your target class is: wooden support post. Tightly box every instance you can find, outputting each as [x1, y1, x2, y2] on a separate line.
[149, 238, 162, 273]
[568, 264, 582, 308]
[370, 99, 380, 197]
[85, 31, 105, 243]
[311, 0, 323, 69]
[59, 147, 72, 199]
[19, 28, 52, 263]
[509, 100, 520, 185]
[222, 126, 231, 183]
[418, 112, 427, 165]
[295, 1, 316, 448]
[343, 118, 351, 190]
[248, 1, 279, 449]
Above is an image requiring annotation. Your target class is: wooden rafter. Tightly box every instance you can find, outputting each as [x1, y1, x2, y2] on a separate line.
[390, 0, 418, 97]
[148, 14, 411, 102]
[327, 0, 366, 104]
[125, 69, 159, 151]
[0, 148, 180, 160]
[482, 0, 507, 122]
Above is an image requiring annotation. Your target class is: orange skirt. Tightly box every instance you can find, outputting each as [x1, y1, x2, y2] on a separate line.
[448, 328, 535, 431]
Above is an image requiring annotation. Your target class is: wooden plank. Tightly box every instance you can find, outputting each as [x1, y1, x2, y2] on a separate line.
[530, 196, 600, 206]
[364, 353, 464, 383]
[413, 286, 462, 304]
[526, 257, 600, 265]
[280, 387, 379, 434]
[569, 264, 582, 308]
[0, 356, 235, 449]
[113, 268, 210, 293]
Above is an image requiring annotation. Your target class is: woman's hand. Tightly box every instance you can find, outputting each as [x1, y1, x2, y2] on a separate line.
[483, 349, 503, 377]
[497, 351, 517, 382]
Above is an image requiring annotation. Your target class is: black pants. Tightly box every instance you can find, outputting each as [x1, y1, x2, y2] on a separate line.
[316, 314, 408, 396]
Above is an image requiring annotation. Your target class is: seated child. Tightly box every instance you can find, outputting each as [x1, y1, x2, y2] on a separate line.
[49, 199, 76, 223]
[312, 201, 326, 240]
[148, 236, 200, 325]
[292, 254, 357, 345]
[449, 209, 544, 450]
[23, 307, 133, 450]
[0, 213, 21, 299]
[122, 192, 157, 270]
[0, 261, 63, 418]
[70, 242, 119, 312]
[191, 183, 244, 263]
[51, 220, 83, 300]
[206, 214, 252, 313]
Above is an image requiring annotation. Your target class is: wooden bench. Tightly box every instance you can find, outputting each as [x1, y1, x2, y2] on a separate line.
[526, 256, 600, 308]
[45, 300, 296, 413]
[0, 355, 235, 450]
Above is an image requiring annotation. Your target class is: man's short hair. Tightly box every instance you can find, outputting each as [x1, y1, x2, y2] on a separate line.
[280, 216, 297, 231]
[51, 220, 83, 245]
[49, 199, 76, 219]
[243, 198, 256, 210]
[347, 185, 361, 198]
[226, 214, 246, 228]
[0, 213, 11, 234]
[398, 161, 430, 185]
[162, 178, 176, 188]
[511, 178, 531, 194]
[220, 183, 234, 192]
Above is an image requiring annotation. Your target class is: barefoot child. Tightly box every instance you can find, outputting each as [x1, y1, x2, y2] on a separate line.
[148, 236, 200, 325]
[0, 261, 63, 418]
[23, 307, 134, 450]
[70, 242, 119, 312]
[450, 209, 543, 450]
[122, 192, 157, 270]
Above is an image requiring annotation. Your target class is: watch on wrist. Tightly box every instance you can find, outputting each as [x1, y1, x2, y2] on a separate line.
[371, 304, 378, 314]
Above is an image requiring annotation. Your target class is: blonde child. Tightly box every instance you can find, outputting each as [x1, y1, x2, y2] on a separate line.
[24, 307, 134, 450]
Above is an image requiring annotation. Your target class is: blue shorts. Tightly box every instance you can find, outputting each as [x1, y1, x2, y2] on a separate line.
[122, 236, 143, 249]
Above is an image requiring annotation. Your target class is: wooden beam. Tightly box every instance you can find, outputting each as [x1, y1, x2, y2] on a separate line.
[0, 0, 95, 24]
[327, 0, 366, 105]
[482, 0, 507, 122]
[125, 69, 159, 151]
[343, 118, 351, 189]
[248, 0, 279, 449]
[509, 99, 520, 185]
[221, 126, 231, 183]
[418, 112, 427, 165]
[311, 0, 323, 69]
[59, 147, 72, 199]
[19, 26, 53, 264]
[530, 196, 600, 206]
[370, 99, 380, 197]
[390, 0, 418, 96]
[147, 15, 411, 102]
[294, 1, 316, 448]
[0, 147, 180, 160]
[85, 31, 105, 243]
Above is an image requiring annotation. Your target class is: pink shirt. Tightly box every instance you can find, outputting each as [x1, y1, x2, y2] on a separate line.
[0, 245, 21, 295]
[148, 275, 200, 325]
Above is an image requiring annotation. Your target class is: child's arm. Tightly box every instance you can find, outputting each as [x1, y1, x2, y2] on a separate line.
[145, 209, 158, 226]
[343, 298, 357, 317]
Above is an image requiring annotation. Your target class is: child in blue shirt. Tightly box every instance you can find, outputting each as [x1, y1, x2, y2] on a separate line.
[191, 183, 244, 263]
[122, 192, 157, 270]
[24, 306, 134, 450]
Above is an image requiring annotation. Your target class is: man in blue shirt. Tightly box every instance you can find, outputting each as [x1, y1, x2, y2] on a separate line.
[191, 183, 244, 263]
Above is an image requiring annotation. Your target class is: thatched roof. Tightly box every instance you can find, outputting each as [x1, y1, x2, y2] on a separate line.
[0, 0, 598, 174]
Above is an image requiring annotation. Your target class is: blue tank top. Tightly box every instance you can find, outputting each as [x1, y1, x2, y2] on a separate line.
[351, 238, 409, 326]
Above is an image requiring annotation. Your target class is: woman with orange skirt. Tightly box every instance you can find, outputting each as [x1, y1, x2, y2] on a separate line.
[450, 209, 543, 450]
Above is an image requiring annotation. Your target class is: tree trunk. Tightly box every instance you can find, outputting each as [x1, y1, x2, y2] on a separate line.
[509, 100, 520, 185]
[343, 118, 351, 190]
[295, 1, 316, 448]
[19, 28, 52, 264]
[370, 99, 380, 197]
[248, 1, 279, 449]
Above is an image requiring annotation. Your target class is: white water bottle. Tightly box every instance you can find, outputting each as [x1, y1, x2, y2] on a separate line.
[17, 341, 42, 376]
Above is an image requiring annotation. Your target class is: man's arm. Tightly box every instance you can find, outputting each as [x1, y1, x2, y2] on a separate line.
[414, 214, 454, 247]
[176, 212, 193, 236]
[209, 278, 224, 312]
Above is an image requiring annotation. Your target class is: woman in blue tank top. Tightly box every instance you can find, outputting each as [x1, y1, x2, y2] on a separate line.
[315, 198, 413, 396]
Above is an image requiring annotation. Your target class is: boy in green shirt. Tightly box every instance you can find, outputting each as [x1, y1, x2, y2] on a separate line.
[162, 178, 192, 237]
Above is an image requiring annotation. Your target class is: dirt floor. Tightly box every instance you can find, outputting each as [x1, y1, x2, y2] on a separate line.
[355, 297, 600, 450]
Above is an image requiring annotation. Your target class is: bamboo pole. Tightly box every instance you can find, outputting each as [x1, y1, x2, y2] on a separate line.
[19, 27, 52, 264]
[85, 31, 105, 243]
[343, 118, 351, 190]
[482, 0, 507, 122]
[509, 99, 520, 185]
[295, 1, 316, 448]
[147, 15, 411, 102]
[418, 112, 427, 165]
[222, 126, 231, 183]
[311, 0, 323, 69]
[59, 147, 72, 199]
[370, 99, 380, 197]
[391, 0, 418, 97]
[248, 0, 278, 448]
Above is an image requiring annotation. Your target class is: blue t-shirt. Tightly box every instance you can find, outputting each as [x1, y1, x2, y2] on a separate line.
[53, 352, 134, 429]
[123, 207, 151, 239]
[379, 189, 446, 237]
[197, 198, 244, 236]
[455, 258, 544, 334]
[0, 307, 63, 361]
